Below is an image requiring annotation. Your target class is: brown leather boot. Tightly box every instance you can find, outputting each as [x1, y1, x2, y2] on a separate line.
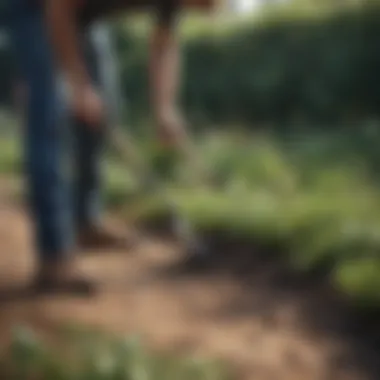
[33, 259, 96, 295]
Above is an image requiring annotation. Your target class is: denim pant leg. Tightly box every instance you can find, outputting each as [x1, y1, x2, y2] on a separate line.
[73, 23, 122, 229]
[9, 3, 73, 262]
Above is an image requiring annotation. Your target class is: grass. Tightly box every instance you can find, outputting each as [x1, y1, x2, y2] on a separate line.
[0, 138, 21, 176]
[3, 326, 229, 380]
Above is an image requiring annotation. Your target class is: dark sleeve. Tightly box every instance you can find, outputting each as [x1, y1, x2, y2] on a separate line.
[156, 0, 179, 27]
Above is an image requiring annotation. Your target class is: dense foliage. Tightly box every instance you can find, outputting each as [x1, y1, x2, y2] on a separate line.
[116, 3, 380, 129]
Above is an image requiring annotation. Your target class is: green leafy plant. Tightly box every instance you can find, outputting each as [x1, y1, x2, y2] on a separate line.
[3, 326, 229, 380]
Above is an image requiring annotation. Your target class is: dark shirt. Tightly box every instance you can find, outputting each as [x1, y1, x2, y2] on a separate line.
[78, 0, 179, 27]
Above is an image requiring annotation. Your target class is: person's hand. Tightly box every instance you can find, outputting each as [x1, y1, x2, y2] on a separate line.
[71, 83, 104, 127]
[155, 108, 188, 148]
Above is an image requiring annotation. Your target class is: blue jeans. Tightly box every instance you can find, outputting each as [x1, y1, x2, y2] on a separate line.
[8, 0, 121, 262]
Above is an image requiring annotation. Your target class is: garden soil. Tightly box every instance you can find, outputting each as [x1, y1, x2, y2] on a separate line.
[0, 177, 380, 380]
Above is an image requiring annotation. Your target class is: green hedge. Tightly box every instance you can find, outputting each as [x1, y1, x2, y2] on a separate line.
[116, 4, 380, 128]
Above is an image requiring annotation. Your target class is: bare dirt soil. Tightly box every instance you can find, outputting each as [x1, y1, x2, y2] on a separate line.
[1, 178, 380, 380]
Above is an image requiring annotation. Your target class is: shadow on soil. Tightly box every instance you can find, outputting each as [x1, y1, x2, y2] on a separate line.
[155, 231, 380, 380]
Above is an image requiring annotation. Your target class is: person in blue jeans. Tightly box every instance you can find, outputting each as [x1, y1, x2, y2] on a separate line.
[8, 0, 188, 294]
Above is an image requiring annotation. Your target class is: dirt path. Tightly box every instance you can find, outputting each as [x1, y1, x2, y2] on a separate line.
[0, 180, 379, 380]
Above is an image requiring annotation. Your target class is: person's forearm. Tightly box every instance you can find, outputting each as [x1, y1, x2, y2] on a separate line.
[149, 26, 180, 119]
[44, 0, 90, 87]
